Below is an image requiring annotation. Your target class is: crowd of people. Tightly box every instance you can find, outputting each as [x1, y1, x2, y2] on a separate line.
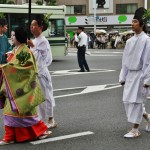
[66, 29, 150, 50]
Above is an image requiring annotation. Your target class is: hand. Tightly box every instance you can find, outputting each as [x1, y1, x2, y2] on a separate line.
[143, 84, 149, 88]
[0, 64, 4, 68]
[27, 39, 34, 48]
[120, 81, 125, 86]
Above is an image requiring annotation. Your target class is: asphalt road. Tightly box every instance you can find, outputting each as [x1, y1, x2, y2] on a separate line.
[1, 48, 150, 150]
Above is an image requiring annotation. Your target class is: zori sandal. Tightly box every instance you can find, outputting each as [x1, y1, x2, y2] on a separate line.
[124, 130, 140, 138]
[38, 131, 52, 140]
[0, 139, 14, 146]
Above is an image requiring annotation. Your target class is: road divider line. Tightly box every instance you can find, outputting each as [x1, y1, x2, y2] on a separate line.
[54, 83, 121, 99]
[30, 131, 94, 145]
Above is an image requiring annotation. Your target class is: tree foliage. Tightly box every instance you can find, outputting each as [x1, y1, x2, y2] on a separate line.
[7, 0, 15, 4]
[36, 0, 43, 5]
[0, 0, 7, 3]
[0, 0, 15, 4]
[44, 0, 56, 6]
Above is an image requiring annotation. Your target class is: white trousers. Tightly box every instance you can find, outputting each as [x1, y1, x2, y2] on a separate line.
[38, 72, 55, 123]
[124, 102, 146, 124]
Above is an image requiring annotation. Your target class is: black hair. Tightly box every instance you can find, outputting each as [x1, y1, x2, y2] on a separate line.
[34, 14, 48, 32]
[139, 19, 148, 33]
[78, 26, 84, 31]
[0, 18, 7, 26]
[15, 27, 27, 44]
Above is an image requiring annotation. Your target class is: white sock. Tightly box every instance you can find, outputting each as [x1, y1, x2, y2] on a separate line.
[132, 128, 138, 132]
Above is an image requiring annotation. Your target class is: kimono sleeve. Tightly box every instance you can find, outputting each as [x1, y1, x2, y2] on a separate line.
[119, 40, 129, 82]
[142, 38, 150, 85]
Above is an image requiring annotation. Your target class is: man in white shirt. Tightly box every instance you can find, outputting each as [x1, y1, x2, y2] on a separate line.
[75, 26, 90, 72]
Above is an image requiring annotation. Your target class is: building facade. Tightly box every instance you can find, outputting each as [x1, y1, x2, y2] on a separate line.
[56, 0, 150, 32]
[12, 0, 150, 32]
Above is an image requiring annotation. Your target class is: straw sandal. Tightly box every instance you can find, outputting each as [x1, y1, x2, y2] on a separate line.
[124, 130, 141, 138]
[0, 139, 14, 146]
[38, 131, 52, 140]
[46, 119, 58, 129]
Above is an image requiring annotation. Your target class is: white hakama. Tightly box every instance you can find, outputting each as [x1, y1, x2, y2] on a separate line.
[124, 103, 144, 124]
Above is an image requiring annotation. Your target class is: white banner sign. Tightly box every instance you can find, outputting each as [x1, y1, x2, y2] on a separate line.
[66, 15, 134, 26]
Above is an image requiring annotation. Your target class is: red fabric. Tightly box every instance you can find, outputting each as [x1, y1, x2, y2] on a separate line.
[7, 53, 14, 62]
[4, 121, 47, 142]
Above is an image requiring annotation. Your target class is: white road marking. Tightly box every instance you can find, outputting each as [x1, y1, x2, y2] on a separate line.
[54, 83, 121, 98]
[68, 51, 123, 54]
[30, 131, 94, 145]
[89, 52, 123, 54]
[90, 54, 121, 56]
[51, 69, 115, 77]
[68, 51, 123, 56]
[81, 85, 106, 93]
[68, 53, 120, 57]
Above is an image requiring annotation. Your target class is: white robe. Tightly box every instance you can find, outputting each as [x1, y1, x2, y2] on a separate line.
[119, 32, 150, 124]
[30, 34, 55, 123]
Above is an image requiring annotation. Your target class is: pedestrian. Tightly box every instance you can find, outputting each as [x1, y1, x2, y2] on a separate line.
[27, 14, 57, 129]
[0, 27, 51, 145]
[0, 14, 11, 64]
[96, 34, 101, 49]
[101, 34, 106, 49]
[111, 34, 116, 49]
[74, 26, 90, 72]
[119, 7, 150, 138]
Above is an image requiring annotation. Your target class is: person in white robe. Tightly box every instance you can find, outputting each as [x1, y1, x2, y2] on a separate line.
[27, 14, 57, 129]
[119, 7, 150, 138]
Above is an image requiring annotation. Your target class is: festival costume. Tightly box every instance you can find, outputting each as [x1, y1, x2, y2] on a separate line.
[0, 44, 48, 143]
[30, 34, 55, 124]
[119, 32, 150, 125]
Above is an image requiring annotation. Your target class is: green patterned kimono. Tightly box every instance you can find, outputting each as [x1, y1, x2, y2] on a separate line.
[1, 44, 45, 117]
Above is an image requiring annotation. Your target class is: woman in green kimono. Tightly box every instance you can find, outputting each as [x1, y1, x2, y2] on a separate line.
[0, 27, 51, 145]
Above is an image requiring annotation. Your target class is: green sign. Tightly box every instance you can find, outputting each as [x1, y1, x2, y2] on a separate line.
[118, 15, 127, 23]
[68, 16, 77, 24]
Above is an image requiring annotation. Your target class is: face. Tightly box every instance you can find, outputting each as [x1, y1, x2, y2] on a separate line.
[132, 19, 143, 33]
[30, 20, 42, 37]
[11, 31, 19, 46]
[77, 29, 82, 34]
[2, 25, 8, 33]
[0, 25, 8, 34]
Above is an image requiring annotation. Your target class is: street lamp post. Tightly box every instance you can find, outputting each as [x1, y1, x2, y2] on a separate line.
[93, 0, 96, 35]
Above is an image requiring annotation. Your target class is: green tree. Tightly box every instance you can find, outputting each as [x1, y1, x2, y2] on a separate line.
[7, 0, 15, 4]
[36, 0, 43, 5]
[0, 0, 7, 3]
[44, 0, 56, 6]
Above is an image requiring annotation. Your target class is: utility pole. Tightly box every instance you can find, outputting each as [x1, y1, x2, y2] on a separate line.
[28, 0, 31, 39]
[144, 0, 147, 9]
[93, 0, 96, 35]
